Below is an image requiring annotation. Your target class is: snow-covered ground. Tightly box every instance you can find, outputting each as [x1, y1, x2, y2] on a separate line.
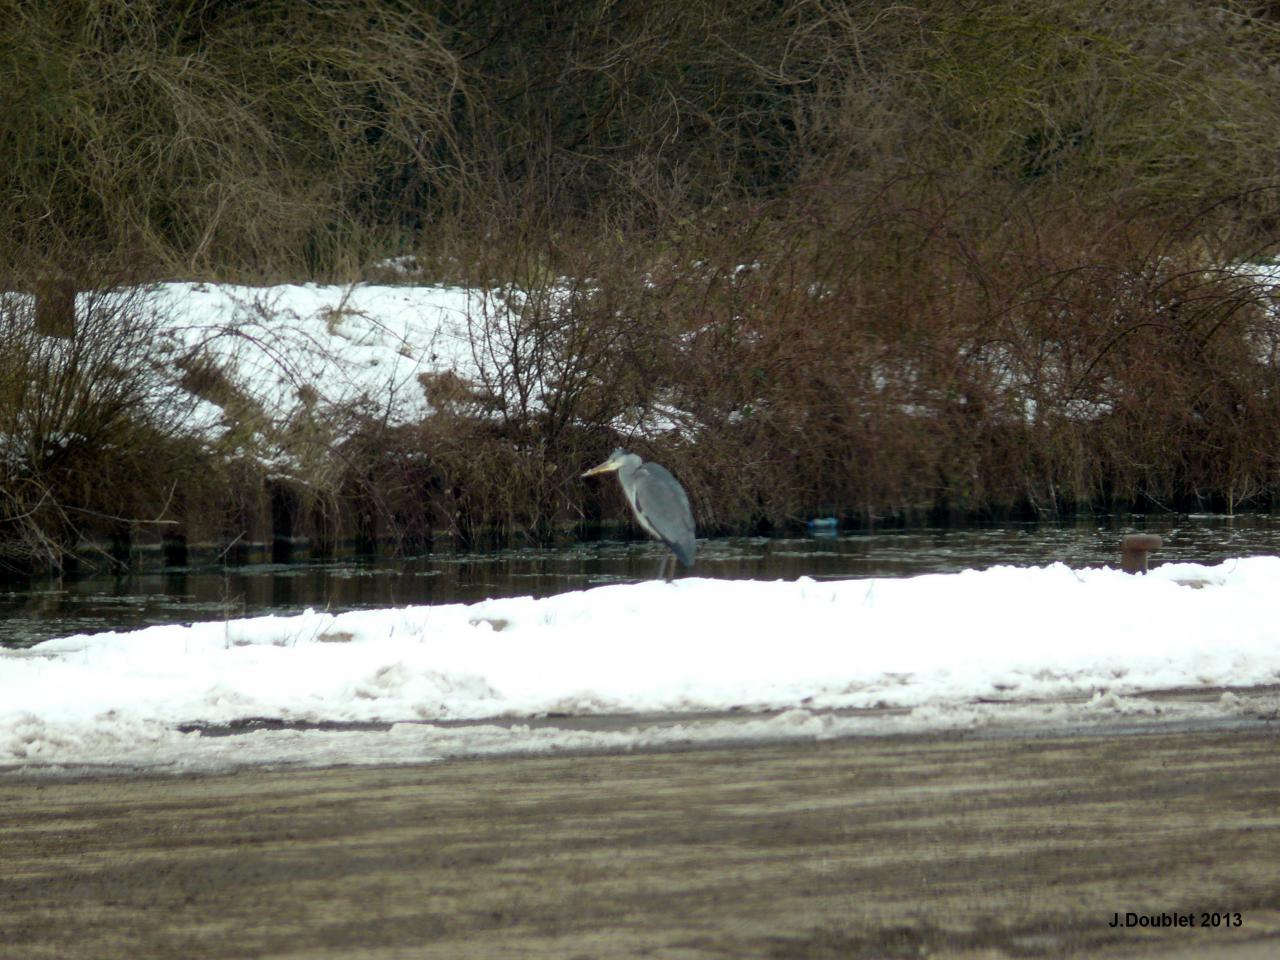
[148, 281, 483, 436]
[5, 557, 1280, 774]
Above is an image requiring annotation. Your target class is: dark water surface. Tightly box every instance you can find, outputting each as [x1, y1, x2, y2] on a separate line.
[4, 515, 1280, 648]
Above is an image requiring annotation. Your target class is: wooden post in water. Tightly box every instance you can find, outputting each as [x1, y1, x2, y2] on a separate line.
[1120, 533, 1162, 574]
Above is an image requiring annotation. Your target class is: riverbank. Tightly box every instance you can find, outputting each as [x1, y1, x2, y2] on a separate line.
[3, 726, 1278, 959]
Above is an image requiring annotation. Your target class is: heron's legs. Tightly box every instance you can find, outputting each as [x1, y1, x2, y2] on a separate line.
[656, 552, 675, 583]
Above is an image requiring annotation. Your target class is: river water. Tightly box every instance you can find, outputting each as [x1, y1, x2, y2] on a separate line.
[3, 515, 1279, 649]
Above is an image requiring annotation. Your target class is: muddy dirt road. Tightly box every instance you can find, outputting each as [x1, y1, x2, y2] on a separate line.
[3, 727, 1280, 959]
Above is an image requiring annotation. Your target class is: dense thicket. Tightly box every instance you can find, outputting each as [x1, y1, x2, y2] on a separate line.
[4, 0, 1280, 568]
[7, 0, 1280, 272]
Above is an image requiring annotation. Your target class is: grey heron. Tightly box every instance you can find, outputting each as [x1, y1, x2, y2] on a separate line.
[582, 448, 696, 580]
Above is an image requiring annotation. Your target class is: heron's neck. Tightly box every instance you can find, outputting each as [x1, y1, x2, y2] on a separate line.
[616, 459, 640, 488]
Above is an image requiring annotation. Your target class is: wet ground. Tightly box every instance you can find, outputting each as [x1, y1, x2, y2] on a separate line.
[3, 726, 1279, 959]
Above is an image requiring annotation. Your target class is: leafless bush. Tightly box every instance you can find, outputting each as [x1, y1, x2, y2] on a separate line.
[589, 178, 1280, 529]
[0, 0, 468, 279]
[0, 271, 197, 569]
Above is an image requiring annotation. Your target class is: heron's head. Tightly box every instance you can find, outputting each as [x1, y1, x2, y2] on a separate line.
[581, 448, 633, 478]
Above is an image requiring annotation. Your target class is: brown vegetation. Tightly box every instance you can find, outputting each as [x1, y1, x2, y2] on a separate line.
[0, 278, 196, 568]
[4, 1, 1280, 570]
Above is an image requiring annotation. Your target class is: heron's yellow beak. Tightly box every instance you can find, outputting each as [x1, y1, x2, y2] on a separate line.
[581, 459, 618, 478]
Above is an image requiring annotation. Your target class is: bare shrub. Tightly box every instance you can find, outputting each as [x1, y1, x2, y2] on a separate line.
[594, 177, 1280, 529]
[0, 273, 196, 569]
[0, 0, 467, 278]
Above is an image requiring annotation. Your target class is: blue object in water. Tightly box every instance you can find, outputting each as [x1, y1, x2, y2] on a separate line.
[807, 517, 839, 538]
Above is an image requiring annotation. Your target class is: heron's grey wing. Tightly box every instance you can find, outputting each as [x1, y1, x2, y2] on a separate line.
[632, 463, 697, 566]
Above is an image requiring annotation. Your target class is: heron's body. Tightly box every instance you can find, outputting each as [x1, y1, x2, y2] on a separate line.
[582, 449, 696, 576]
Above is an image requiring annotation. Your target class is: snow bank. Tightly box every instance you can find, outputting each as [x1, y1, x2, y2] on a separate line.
[4, 557, 1279, 772]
